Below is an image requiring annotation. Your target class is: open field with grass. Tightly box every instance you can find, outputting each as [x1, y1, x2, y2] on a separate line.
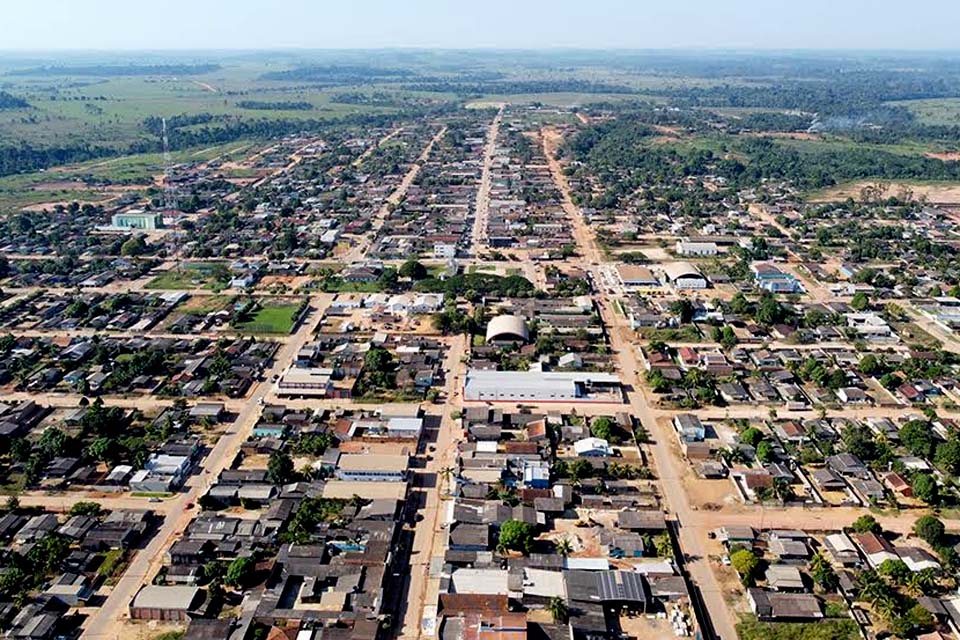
[234, 302, 302, 334]
[737, 616, 858, 640]
[893, 97, 960, 126]
[144, 264, 228, 290]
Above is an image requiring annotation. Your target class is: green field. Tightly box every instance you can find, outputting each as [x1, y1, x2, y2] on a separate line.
[894, 97, 960, 126]
[736, 616, 858, 640]
[234, 302, 301, 334]
[144, 264, 227, 290]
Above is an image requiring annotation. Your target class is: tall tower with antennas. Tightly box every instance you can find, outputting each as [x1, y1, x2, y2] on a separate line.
[161, 118, 182, 271]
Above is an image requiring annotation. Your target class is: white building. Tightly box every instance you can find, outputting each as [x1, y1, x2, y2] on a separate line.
[434, 243, 457, 259]
[463, 370, 621, 402]
[675, 241, 718, 257]
[661, 262, 708, 290]
[277, 367, 334, 397]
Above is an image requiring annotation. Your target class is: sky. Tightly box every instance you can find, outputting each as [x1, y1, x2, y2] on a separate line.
[1, 0, 958, 51]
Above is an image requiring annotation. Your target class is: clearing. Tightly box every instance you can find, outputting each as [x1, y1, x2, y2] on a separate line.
[808, 180, 960, 204]
[234, 302, 301, 334]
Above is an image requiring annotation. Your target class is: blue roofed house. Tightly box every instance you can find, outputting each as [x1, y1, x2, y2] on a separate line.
[752, 263, 803, 294]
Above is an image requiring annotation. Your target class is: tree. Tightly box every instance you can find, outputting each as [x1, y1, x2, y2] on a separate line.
[858, 354, 880, 376]
[900, 420, 935, 458]
[555, 538, 573, 557]
[755, 292, 786, 326]
[3, 496, 19, 513]
[224, 556, 255, 588]
[877, 558, 910, 584]
[398, 259, 428, 280]
[740, 427, 764, 448]
[756, 441, 774, 463]
[547, 596, 569, 624]
[850, 291, 870, 311]
[913, 515, 945, 546]
[267, 451, 295, 486]
[851, 515, 881, 534]
[120, 235, 148, 256]
[912, 473, 939, 505]
[670, 298, 694, 324]
[69, 501, 102, 517]
[810, 551, 838, 592]
[590, 416, 615, 442]
[906, 603, 935, 632]
[934, 437, 960, 475]
[498, 519, 535, 555]
[730, 292, 750, 315]
[730, 548, 760, 586]
[720, 325, 738, 349]
[364, 347, 391, 373]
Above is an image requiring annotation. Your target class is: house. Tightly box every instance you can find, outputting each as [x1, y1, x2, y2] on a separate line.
[810, 468, 847, 492]
[882, 471, 913, 498]
[823, 533, 861, 566]
[897, 547, 941, 572]
[826, 453, 869, 479]
[335, 454, 408, 483]
[748, 588, 822, 620]
[573, 437, 611, 457]
[616, 264, 661, 288]
[751, 263, 802, 294]
[129, 585, 204, 622]
[852, 532, 899, 568]
[673, 414, 705, 442]
[675, 240, 718, 257]
[44, 573, 95, 606]
[836, 387, 869, 404]
[765, 565, 805, 591]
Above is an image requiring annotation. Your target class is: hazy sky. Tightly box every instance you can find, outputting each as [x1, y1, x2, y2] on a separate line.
[1, 0, 958, 51]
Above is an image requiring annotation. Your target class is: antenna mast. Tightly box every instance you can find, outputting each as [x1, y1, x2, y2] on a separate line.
[161, 118, 181, 272]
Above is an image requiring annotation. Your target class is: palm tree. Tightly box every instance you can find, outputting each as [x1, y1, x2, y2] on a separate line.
[555, 537, 573, 557]
[547, 596, 569, 624]
[906, 568, 935, 596]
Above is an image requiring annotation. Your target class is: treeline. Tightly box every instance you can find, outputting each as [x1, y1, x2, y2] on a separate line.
[260, 65, 416, 84]
[565, 116, 960, 194]
[0, 91, 29, 110]
[400, 80, 637, 96]
[729, 112, 814, 132]
[0, 143, 130, 178]
[330, 91, 408, 106]
[6, 63, 221, 77]
[236, 100, 314, 111]
[649, 72, 960, 115]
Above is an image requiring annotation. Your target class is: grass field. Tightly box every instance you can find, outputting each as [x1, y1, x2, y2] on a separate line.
[234, 302, 301, 334]
[144, 264, 227, 290]
[893, 97, 960, 126]
[736, 615, 858, 640]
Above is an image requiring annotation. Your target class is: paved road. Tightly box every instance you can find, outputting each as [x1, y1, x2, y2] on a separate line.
[81, 298, 329, 639]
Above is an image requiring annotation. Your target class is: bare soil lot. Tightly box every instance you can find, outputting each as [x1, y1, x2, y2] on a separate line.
[810, 180, 960, 204]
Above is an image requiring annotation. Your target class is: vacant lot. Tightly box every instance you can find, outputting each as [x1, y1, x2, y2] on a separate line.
[809, 180, 960, 204]
[145, 264, 227, 290]
[234, 302, 301, 334]
[737, 615, 859, 640]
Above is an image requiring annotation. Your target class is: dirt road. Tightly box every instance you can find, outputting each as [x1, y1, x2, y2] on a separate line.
[543, 126, 741, 640]
[470, 105, 504, 254]
[344, 126, 447, 263]
[398, 334, 467, 639]
[81, 297, 329, 639]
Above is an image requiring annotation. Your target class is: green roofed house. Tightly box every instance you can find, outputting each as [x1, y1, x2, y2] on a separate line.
[112, 210, 164, 230]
